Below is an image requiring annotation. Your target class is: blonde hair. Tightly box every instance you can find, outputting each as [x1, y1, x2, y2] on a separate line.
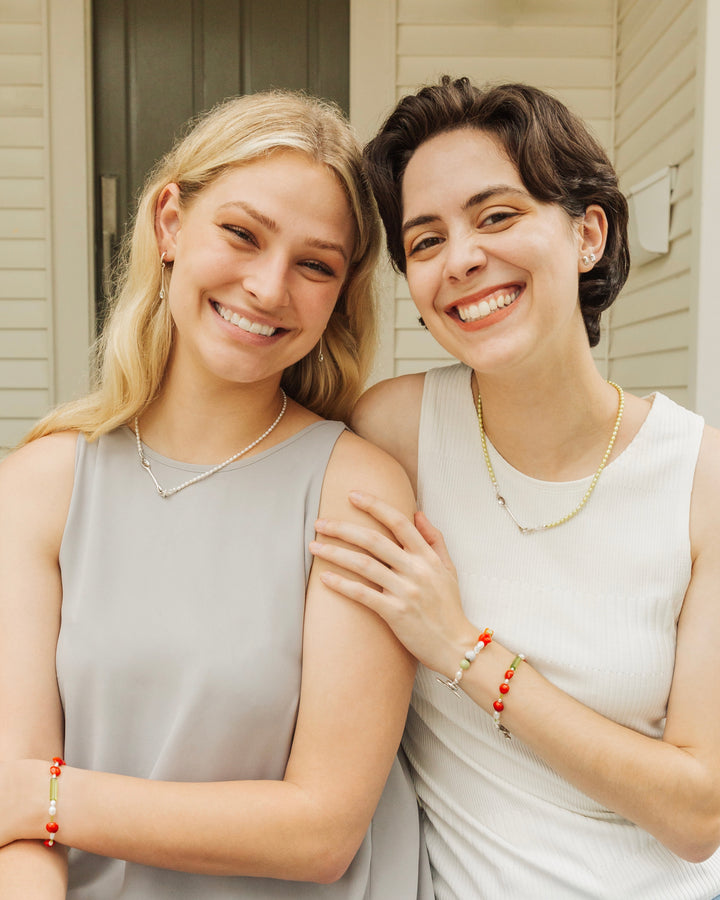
[24, 91, 382, 444]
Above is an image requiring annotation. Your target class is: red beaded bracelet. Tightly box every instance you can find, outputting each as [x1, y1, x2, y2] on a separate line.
[44, 756, 65, 847]
[437, 628, 494, 695]
[492, 654, 525, 740]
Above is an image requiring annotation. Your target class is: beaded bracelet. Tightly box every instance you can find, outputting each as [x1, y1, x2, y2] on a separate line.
[43, 757, 65, 847]
[492, 654, 525, 740]
[437, 628, 494, 695]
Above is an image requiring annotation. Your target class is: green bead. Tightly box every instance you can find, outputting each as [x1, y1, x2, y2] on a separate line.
[50, 780, 58, 801]
[460, 659, 470, 670]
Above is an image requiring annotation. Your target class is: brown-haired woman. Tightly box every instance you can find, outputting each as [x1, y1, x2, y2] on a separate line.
[310, 78, 720, 899]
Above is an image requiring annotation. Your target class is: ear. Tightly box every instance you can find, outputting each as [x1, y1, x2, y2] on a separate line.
[578, 204, 608, 272]
[155, 183, 182, 260]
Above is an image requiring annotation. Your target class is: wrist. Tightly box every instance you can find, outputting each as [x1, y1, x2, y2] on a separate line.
[15, 758, 64, 844]
[437, 626, 494, 692]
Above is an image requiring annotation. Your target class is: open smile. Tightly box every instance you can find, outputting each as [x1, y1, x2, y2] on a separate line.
[454, 286, 522, 323]
[211, 301, 283, 337]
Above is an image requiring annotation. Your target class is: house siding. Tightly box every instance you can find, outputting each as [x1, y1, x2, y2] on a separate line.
[609, 0, 697, 406]
[0, 0, 50, 452]
[392, 0, 616, 376]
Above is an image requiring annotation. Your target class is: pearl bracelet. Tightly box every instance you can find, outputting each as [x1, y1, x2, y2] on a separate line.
[44, 757, 65, 847]
[493, 654, 525, 739]
[437, 628, 494, 695]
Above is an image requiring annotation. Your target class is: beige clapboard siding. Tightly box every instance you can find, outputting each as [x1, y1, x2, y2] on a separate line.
[397, 0, 614, 27]
[0, 0, 49, 453]
[393, 1, 614, 376]
[609, 0, 697, 399]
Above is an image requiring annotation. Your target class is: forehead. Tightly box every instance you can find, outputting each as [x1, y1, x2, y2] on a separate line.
[401, 128, 522, 212]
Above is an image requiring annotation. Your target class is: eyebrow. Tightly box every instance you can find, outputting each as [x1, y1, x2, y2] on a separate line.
[218, 200, 348, 262]
[401, 184, 529, 237]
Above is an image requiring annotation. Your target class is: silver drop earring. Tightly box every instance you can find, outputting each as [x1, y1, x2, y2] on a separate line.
[159, 251, 167, 300]
[318, 336, 324, 363]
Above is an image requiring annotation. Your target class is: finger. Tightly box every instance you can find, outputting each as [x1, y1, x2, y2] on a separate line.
[347, 491, 433, 554]
[309, 539, 401, 593]
[414, 511, 457, 575]
[317, 568, 391, 618]
[314, 518, 410, 572]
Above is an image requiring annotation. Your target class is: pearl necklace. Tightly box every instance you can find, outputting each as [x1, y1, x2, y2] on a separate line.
[134, 390, 288, 498]
[477, 382, 624, 534]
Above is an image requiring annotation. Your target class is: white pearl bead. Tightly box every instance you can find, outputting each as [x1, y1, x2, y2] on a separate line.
[49, 804, 56, 815]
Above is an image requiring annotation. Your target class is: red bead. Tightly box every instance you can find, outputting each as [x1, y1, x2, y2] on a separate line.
[49, 766, 61, 776]
[499, 683, 510, 694]
[45, 822, 59, 834]
[52, 757, 65, 766]
[505, 670, 515, 680]
[493, 699, 504, 712]
[43, 839, 55, 847]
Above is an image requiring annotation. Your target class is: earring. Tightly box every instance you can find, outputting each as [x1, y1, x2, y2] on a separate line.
[318, 336, 324, 363]
[159, 251, 167, 301]
[590, 252, 597, 262]
[581, 252, 597, 267]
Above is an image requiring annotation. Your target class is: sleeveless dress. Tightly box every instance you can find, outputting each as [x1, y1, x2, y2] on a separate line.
[406, 363, 720, 899]
[57, 421, 432, 899]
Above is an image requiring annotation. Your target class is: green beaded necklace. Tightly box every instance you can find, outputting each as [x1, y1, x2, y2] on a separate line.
[476, 382, 624, 534]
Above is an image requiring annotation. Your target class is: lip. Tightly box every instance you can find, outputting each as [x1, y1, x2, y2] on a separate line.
[210, 299, 288, 340]
[446, 284, 524, 330]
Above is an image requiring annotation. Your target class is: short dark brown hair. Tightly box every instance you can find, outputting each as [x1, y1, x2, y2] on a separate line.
[364, 77, 630, 347]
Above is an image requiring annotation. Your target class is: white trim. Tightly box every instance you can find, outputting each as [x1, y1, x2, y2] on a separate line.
[690, 0, 720, 426]
[349, 0, 397, 384]
[47, 0, 94, 403]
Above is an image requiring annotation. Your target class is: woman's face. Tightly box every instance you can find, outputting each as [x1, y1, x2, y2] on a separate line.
[156, 151, 355, 390]
[401, 127, 597, 377]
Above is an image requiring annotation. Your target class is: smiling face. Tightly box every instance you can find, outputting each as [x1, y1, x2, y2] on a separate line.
[156, 151, 355, 391]
[401, 128, 599, 377]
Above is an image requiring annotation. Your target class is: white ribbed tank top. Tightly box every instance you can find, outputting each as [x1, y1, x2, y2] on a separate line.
[404, 363, 720, 900]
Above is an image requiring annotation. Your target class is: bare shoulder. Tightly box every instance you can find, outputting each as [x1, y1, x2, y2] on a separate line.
[0, 431, 78, 549]
[690, 424, 720, 558]
[320, 429, 416, 521]
[350, 373, 425, 491]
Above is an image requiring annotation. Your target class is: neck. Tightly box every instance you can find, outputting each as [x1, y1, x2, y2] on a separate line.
[473, 355, 621, 481]
[137, 375, 288, 465]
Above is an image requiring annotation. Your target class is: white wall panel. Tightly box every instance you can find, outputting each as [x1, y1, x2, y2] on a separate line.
[0, 0, 48, 454]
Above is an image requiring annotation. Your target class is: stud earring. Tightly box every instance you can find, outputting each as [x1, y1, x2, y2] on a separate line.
[159, 251, 167, 301]
[590, 252, 597, 262]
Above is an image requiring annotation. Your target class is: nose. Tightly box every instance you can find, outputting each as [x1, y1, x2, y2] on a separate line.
[242, 251, 291, 309]
[443, 230, 488, 283]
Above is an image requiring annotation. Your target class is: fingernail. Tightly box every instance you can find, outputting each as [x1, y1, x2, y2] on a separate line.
[309, 540, 322, 552]
[315, 519, 326, 528]
[349, 491, 364, 501]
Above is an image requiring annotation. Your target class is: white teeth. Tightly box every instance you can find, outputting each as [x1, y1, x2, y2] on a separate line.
[457, 288, 520, 322]
[214, 302, 277, 336]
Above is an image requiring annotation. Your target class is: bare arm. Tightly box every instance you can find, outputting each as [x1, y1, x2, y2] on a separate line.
[4, 433, 417, 883]
[350, 374, 424, 493]
[0, 433, 77, 897]
[310, 423, 720, 863]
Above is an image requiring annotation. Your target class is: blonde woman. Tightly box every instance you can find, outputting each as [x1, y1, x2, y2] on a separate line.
[0, 92, 430, 899]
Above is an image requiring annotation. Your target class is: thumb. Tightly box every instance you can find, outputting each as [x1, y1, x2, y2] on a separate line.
[414, 510, 457, 575]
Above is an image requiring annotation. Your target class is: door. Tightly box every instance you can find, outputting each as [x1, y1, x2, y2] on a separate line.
[92, 0, 349, 324]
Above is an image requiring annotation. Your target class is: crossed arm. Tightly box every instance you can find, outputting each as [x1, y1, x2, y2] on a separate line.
[308, 380, 720, 864]
[0, 430, 417, 891]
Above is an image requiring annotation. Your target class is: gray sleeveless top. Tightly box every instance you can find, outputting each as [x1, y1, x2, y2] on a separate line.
[57, 422, 431, 899]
